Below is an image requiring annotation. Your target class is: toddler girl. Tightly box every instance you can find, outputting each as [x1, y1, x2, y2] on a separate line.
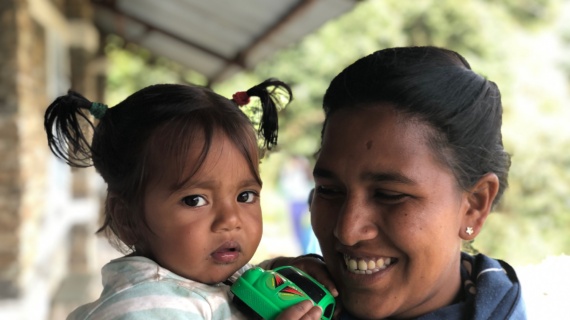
[45, 79, 325, 319]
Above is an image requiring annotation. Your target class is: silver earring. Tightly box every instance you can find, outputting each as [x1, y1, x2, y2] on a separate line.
[466, 227, 474, 236]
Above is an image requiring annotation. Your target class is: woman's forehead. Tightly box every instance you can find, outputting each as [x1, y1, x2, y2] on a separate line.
[317, 107, 446, 179]
[323, 107, 418, 143]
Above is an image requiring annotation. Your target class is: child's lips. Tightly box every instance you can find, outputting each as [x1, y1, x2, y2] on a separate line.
[211, 240, 241, 264]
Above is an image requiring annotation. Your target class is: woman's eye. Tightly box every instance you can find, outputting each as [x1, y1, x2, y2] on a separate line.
[237, 191, 257, 203]
[375, 191, 407, 202]
[182, 195, 207, 207]
[315, 185, 342, 198]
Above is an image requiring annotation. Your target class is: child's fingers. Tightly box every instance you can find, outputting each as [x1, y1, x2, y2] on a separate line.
[275, 300, 322, 320]
[302, 305, 324, 320]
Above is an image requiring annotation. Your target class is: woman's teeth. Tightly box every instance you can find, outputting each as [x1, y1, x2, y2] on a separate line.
[344, 254, 394, 274]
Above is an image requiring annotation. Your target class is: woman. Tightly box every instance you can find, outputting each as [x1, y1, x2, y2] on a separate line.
[309, 46, 525, 319]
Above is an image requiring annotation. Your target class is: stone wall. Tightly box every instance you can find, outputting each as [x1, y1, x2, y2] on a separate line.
[0, 0, 21, 295]
[0, 0, 47, 301]
[0, 0, 104, 318]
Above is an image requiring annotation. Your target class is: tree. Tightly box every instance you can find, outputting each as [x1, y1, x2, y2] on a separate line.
[105, 0, 569, 265]
[217, 0, 569, 265]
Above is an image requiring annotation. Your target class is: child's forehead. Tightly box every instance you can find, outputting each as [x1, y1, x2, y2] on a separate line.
[145, 128, 260, 188]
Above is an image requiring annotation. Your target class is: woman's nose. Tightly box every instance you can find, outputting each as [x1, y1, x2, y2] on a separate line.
[333, 197, 378, 246]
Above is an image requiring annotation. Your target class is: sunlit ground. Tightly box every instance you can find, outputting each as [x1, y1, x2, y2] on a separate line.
[517, 255, 569, 319]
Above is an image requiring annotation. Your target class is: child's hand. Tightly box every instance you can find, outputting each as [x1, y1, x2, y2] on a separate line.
[265, 255, 342, 318]
[289, 255, 338, 298]
[289, 255, 342, 318]
[275, 300, 322, 320]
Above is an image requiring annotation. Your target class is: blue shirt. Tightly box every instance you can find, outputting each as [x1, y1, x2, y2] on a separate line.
[341, 252, 526, 320]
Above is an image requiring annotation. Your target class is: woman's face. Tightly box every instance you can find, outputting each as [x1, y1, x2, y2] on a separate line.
[142, 131, 263, 284]
[312, 106, 469, 319]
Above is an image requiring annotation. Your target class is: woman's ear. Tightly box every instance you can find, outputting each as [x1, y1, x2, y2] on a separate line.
[460, 173, 499, 240]
[106, 194, 137, 246]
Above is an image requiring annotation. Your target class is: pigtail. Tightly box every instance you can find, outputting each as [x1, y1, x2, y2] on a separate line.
[244, 78, 293, 150]
[44, 90, 97, 167]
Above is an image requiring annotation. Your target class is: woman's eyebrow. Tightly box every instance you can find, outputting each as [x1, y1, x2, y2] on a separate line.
[362, 172, 416, 185]
[313, 167, 335, 179]
[314, 167, 415, 185]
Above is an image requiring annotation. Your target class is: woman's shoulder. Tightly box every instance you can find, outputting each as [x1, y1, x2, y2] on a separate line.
[461, 252, 521, 289]
[460, 252, 526, 320]
[338, 253, 526, 320]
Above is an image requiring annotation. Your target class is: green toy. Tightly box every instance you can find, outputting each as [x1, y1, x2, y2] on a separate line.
[230, 266, 336, 320]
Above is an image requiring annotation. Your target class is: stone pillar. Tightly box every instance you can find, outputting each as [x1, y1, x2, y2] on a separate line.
[0, 0, 48, 301]
[0, 0, 22, 299]
[0, 0, 103, 318]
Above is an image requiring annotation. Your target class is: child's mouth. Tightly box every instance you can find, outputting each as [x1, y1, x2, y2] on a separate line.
[211, 241, 241, 264]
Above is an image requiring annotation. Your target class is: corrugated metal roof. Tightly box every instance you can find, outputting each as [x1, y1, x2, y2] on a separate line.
[92, 0, 359, 84]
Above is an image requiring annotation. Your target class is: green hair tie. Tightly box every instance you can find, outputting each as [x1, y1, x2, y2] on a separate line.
[90, 102, 108, 119]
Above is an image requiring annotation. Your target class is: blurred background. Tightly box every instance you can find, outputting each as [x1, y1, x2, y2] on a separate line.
[1, 0, 569, 319]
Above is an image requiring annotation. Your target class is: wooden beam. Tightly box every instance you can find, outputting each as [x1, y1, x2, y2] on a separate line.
[210, 0, 318, 83]
[92, 0, 243, 70]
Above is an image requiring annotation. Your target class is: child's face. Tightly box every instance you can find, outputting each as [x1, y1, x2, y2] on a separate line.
[142, 131, 263, 284]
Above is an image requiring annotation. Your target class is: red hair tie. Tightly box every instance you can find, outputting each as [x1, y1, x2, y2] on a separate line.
[232, 91, 250, 106]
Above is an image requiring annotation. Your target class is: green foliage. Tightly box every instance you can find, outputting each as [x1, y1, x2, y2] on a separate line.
[104, 35, 206, 106]
[219, 0, 525, 157]
[222, 0, 569, 265]
[105, 0, 570, 265]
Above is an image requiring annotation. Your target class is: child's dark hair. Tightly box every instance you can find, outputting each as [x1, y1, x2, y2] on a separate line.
[44, 79, 292, 253]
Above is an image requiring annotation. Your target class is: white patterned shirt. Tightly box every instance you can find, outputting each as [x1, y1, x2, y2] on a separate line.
[67, 256, 251, 320]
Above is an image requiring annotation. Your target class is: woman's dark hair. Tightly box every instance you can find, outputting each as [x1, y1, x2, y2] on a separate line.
[322, 46, 510, 207]
[44, 79, 292, 253]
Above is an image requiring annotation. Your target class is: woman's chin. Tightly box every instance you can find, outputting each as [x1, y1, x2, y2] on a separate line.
[341, 291, 394, 319]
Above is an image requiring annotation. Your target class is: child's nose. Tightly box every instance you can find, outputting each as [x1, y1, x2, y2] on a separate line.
[212, 203, 242, 232]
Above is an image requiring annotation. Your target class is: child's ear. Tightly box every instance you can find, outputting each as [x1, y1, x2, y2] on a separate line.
[107, 194, 137, 246]
[459, 173, 500, 240]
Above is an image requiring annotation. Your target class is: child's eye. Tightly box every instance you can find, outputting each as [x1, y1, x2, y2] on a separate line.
[237, 191, 257, 203]
[182, 195, 207, 207]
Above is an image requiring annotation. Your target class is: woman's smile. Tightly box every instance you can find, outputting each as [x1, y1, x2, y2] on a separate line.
[343, 254, 397, 274]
